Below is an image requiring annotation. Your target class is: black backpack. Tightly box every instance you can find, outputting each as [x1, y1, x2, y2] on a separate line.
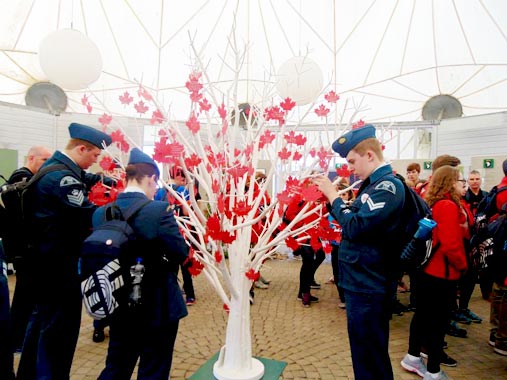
[0, 164, 66, 260]
[79, 199, 150, 320]
[395, 174, 435, 271]
[470, 185, 507, 271]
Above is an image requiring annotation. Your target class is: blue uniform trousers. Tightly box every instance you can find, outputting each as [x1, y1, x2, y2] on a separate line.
[17, 287, 82, 380]
[98, 308, 179, 380]
[344, 289, 394, 380]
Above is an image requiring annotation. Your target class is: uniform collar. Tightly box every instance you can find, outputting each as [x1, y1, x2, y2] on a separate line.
[368, 163, 392, 183]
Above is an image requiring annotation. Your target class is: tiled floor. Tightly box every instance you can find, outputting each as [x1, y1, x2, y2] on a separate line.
[9, 257, 507, 379]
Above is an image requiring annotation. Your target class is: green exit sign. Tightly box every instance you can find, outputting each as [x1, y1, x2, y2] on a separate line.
[423, 161, 432, 170]
[483, 159, 494, 169]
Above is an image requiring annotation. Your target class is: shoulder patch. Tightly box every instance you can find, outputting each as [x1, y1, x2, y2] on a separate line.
[60, 176, 81, 187]
[375, 180, 396, 195]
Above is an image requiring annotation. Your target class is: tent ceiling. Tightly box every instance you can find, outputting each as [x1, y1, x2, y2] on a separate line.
[0, 0, 506, 124]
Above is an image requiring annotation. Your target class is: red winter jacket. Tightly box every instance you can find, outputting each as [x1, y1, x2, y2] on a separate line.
[424, 195, 468, 280]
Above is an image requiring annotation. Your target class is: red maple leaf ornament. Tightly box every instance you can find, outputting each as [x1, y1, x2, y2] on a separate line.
[184, 153, 202, 170]
[81, 94, 89, 106]
[110, 130, 130, 153]
[134, 100, 149, 114]
[352, 120, 365, 129]
[98, 113, 112, 127]
[137, 86, 153, 101]
[336, 164, 351, 178]
[218, 103, 227, 119]
[293, 151, 303, 161]
[186, 114, 201, 134]
[214, 251, 223, 264]
[86, 103, 93, 113]
[186, 256, 204, 277]
[99, 156, 116, 171]
[301, 184, 324, 202]
[324, 90, 340, 103]
[119, 91, 133, 105]
[245, 269, 260, 281]
[278, 147, 291, 160]
[150, 109, 164, 125]
[199, 98, 212, 112]
[185, 72, 203, 94]
[259, 130, 276, 149]
[314, 104, 330, 117]
[280, 97, 296, 112]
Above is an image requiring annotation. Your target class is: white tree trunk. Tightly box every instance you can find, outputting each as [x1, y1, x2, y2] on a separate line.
[213, 228, 264, 380]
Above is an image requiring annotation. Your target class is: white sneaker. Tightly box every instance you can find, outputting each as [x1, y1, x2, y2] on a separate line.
[422, 370, 452, 380]
[401, 354, 427, 377]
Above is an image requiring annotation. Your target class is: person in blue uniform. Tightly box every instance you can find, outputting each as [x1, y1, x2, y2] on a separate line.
[97, 148, 189, 380]
[313, 124, 405, 380]
[6, 146, 52, 353]
[0, 239, 15, 380]
[17, 123, 112, 380]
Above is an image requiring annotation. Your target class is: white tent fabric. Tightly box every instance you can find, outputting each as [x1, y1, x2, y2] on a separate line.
[0, 0, 506, 123]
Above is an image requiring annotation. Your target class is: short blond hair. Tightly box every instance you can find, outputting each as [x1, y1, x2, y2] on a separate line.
[352, 137, 384, 161]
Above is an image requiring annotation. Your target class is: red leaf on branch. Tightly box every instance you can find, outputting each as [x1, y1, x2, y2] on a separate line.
[245, 269, 260, 281]
[324, 90, 340, 103]
[233, 200, 250, 217]
[314, 104, 330, 117]
[186, 114, 201, 134]
[190, 91, 203, 103]
[81, 94, 89, 105]
[184, 153, 202, 169]
[185, 72, 203, 94]
[259, 130, 276, 149]
[336, 164, 351, 177]
[86, 103, 93, 113]
[227, 165, 249, 180]
[264, 106, 285, 125]
[98, 113, 112, 127]
[199, 98, 212, 112]
[280, 97, 296, 112]
[214, 251, 223, 264]
[352, 120, 365, 129]
[278, 147, 291, 160]
[110, 130, 130, 153]
[134, 101, 149, 114]
[186, 256, 204, 277]
[150, 109, 164, 125]
[217, 194, 226, 214]
[153, 140, 184, 164]
[301, 184, 324, 202]
[119, 91, 133, 105]
[138, 86, 153, 101]
[293, 151, 302, 161]
[218, 103, 227, 119]
[284, 131, 307, 146]
[285, 235, 300, 250]
[99, 156, 116, 171]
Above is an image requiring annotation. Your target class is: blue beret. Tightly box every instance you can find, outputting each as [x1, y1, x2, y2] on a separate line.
[128, 148, 160, 177]
[332, 124, 377, 157]
[68, 123, 112, 148]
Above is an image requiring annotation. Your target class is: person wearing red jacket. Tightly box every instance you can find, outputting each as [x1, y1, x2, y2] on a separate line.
[401, 165, 468, 380]
[489, 159, 507, 355]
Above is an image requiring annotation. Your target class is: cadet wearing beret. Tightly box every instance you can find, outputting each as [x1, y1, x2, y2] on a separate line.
[314, 124, 405, 380]
[95, 148, 188, 380]
[17, 123, 112, 380]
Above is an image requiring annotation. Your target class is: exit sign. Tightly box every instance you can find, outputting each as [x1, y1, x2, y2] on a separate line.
[483, 159, 494, 169]
[423, 161, 432, 170]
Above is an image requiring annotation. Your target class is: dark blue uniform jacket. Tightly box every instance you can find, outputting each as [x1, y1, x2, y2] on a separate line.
[329, 164, 405, 294]
[93, 191, 189, 322]
[33, 151, 97, 295]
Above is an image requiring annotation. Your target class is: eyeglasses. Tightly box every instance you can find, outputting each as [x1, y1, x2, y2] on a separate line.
[457, 179, 467, 184]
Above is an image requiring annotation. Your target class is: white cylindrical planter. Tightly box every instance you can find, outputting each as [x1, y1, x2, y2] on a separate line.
[213, 346, 264, 380]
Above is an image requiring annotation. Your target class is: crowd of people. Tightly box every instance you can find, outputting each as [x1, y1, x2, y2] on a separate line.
[1, 121, 506, 380]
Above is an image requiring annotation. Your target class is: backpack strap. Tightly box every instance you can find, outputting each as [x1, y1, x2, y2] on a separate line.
[105, 198, 151, 223]
[25, 164, 67, 187]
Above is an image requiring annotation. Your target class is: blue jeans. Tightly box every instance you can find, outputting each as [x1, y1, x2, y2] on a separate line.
[344, 289, 393, 380]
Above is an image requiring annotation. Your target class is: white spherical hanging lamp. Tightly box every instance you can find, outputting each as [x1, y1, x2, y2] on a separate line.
[39, 29, 103, 90]
[276, 56, 323, 106]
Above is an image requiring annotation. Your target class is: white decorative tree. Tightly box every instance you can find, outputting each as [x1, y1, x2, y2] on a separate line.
[87, 41, 363, 380]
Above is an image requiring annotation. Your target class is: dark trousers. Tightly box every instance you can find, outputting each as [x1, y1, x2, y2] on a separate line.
[458, 266, 478, 310]
[98, 309, 179, 380]
[10, 258, 36, 350]
[297, 246, 325, 294]
[330, 245, 345, 302]
[17, 287, 82, 380]
[344, 288, 393, 380]
[407, 272, 456, 374]
[181, 263, 195, 299]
